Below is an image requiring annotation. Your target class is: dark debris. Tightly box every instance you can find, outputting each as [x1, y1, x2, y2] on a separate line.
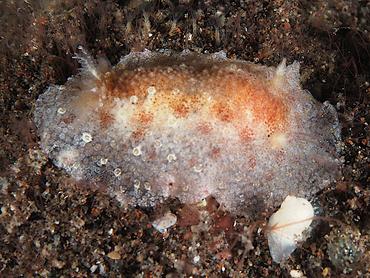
[0, 0, 369, 276]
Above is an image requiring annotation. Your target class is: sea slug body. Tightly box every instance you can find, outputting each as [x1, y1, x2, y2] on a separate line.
[34, 49, 341, 215]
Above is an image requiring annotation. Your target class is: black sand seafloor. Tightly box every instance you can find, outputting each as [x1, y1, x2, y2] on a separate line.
[0, 0, 369, 277]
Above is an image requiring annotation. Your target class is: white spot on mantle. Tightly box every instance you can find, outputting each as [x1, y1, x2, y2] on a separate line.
[81, 132, 93, 143]
[132, 146, 142, 156]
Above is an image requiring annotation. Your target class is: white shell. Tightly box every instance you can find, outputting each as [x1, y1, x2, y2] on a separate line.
[267, 196, 314, 263]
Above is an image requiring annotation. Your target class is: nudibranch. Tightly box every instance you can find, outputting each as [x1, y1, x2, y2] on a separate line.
[34, 49, 341, 214]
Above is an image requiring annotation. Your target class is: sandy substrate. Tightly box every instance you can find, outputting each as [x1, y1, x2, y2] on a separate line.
[0, 0, 369, 276]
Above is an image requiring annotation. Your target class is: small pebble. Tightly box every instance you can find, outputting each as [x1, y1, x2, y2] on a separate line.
[152, 212, 177, 233]
[90, 265, 98, 273]
[107, 250, 121, 260]
[290, 269, 304, 278]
